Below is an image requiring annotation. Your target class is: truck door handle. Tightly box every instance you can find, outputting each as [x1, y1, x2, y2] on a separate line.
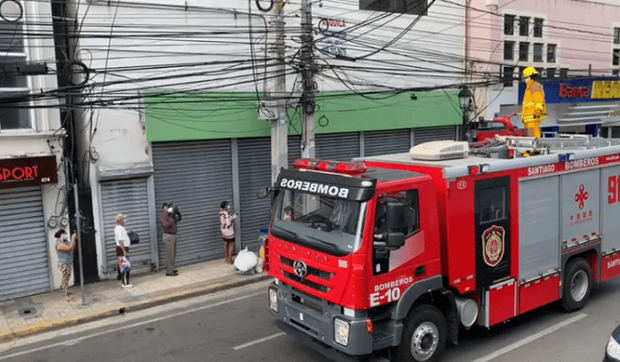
[415, 266, 426, 277]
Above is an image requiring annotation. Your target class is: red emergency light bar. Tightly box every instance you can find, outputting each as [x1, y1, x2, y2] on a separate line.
[293, 158, 367, 176]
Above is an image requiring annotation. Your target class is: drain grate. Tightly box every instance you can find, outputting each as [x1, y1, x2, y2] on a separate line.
[18, 306, 38, 317]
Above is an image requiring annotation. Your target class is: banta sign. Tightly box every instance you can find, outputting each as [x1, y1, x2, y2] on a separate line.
[0, 156, 57, 189]
[559, 84, 590, 98]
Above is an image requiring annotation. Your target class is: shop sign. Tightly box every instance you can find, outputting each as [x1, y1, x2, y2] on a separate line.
[0, 155, 57, 189]
[519, 77, 620, 104]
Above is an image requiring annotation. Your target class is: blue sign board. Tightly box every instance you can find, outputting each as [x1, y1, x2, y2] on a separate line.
[518, 77, 620, 104]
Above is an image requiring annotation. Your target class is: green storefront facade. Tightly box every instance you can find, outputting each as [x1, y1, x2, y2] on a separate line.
[145, 91, 461, 266]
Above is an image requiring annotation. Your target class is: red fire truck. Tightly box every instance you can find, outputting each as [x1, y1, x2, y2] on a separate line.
[265, 135, 620, 361]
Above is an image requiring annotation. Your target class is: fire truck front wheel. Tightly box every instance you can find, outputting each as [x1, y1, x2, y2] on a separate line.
[395, 304, 447, 362]
[561, 257, 592, 312]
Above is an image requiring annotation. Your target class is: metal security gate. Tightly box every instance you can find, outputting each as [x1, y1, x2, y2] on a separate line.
[0, 187, 50, 301]
[152, 140, 234, 266]
[316, 132, 360, 160]
[238, 138, 272, 251]
[414, 126, 457, 145]
[288, 135, 301, 166]
[100, 178, 154, 273]
[364, 129, 411, 156]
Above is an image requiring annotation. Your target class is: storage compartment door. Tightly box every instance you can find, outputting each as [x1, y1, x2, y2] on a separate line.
[600, 165, 620, 253]
[519, 176, 560, 282]
[483, 279, 517, 327]
[560, 169, 600, 248]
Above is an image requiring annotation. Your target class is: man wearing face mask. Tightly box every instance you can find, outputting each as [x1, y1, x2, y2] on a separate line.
[521, 66, 547, 138]
[162, 203, 181, 276]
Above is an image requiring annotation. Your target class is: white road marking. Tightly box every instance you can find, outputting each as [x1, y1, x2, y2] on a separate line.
[233, 332, 286, 351]
[472, 313, 588, 362]
[0, 290, 266, 361]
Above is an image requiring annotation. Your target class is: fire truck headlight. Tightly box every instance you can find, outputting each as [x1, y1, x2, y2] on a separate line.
[607, 336, 620, 359]
[334, 318, 350, 346]
[268, 287, 278, 313]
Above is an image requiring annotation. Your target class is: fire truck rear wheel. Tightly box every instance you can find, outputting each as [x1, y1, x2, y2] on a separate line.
[561, 257, 592, 312]
[396, 304, 447, 362]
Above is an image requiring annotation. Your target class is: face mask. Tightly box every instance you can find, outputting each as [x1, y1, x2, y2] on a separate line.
[63, 235, 69, 242]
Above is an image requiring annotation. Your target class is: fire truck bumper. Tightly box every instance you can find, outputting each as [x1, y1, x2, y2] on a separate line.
[269, 281, 376, 356]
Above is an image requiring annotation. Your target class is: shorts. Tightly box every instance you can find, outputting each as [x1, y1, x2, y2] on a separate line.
[223, 237, 235, 243]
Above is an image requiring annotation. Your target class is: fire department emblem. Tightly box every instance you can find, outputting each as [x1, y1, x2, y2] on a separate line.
[574, 184, 589, 210]
[482, 225, 505, 267]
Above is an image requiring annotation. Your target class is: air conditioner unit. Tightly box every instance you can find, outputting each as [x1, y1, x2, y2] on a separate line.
[410, 141, 469, 161]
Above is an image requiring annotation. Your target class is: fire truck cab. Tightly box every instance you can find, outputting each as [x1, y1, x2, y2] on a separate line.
[266, 135, 620, 361]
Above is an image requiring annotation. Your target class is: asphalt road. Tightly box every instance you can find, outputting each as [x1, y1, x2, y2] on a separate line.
[0, 277, 618, 362]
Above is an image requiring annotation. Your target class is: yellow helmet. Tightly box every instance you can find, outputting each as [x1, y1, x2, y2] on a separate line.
[523, 66, 538, 78]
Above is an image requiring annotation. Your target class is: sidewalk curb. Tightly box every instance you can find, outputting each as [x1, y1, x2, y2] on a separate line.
[0, 273, 270, 343]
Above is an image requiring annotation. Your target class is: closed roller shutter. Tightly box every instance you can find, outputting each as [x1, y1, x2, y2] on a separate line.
[0, 187, 50, 301]
[100, 178, 153, 272]
[288, 135, 301, 166]
[364, 129, 410, 156]
[238, 138, 272, 250]
[414, 126, 457, 145]
[152, 140, 233, 266]
[316, 132, 360, 161]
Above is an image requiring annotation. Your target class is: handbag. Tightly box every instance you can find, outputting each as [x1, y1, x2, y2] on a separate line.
[128, 231, 140, 245]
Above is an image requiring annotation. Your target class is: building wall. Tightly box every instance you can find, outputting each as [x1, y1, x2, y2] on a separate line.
[469, 0, 620, 119]
[67, 0, 467, 275]
[0, 0, 68, 292]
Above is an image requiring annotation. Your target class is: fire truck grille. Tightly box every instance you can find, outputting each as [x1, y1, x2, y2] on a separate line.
[280, 256, 333, 280]
[283, 271, 329, 293]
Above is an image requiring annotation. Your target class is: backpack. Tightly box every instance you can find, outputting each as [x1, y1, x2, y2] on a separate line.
[128, 231, 140, 245]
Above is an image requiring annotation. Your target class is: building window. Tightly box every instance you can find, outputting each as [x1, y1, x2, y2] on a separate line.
[560, 68, 568, 78]
[613, 49, 620, 66]
[547, 44, 556, 63]
[613, 69, 619, 76]
[504, 14, 515, 35]
[503, 66, 514, 87]
[519, 16, 530, 36]
[503, 41, 514, 60]
[0, 0, 31, 130]
[533, 18, 543, 37]
[614, 27, 620, 45]
[519, 42, 529, 62]
[533, 43, 543, 62]
[359, 0, 428, 15]
[546, 68, 556, 79]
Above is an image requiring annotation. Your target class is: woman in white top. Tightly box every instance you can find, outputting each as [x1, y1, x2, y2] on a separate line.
[115, 213, 132, 287]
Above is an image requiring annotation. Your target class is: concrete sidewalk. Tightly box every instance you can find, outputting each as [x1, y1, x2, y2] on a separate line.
[0, 259, 269, 342]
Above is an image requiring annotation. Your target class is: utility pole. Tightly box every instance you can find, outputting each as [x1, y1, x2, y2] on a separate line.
[300, 0, 316, 159]
[267, 1, 288, 183]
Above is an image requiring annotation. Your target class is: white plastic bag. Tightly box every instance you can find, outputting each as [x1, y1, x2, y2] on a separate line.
[234, 247, 258, 273]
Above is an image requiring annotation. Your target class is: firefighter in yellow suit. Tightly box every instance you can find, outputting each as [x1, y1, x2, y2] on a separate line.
[521, 66, 547, 138]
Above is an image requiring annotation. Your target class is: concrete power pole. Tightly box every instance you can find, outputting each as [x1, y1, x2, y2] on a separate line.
[300, 0, 316, 159]
[267, 2, 288, 183]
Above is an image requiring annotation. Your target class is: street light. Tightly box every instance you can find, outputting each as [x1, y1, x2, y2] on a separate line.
[458, 86, 474, 142]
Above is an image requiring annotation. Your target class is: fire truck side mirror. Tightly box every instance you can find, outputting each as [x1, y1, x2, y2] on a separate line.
[385, 201, 406, 248]
[385, 232, 405, 248]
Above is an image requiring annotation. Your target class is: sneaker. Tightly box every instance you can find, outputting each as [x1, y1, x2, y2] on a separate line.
[166, 273, 178, 277]
[121, 283, 134, 288]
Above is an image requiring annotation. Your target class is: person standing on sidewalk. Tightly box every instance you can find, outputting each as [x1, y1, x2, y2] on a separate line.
[162, 203, 180, 276]
[220, 201, 238, 264]
[115, 214, 132, 288]
[54, 229, 76, 298]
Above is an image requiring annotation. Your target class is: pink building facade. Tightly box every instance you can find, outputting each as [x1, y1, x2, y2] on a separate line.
[467, 0, 620, 127]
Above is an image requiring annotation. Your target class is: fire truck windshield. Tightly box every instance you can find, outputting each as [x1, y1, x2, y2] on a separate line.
[271, 189, 367, 256]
